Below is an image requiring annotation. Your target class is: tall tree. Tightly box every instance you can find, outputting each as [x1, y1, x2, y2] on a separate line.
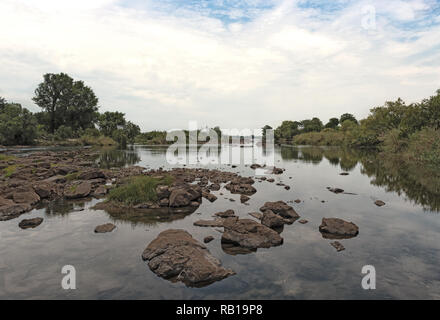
[325, 118, 340, 129]
[98, 111, 126, 137]
[340, 113, 358, 124]
[33, 73, 99, 133]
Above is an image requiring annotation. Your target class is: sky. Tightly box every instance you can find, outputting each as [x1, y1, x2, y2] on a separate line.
[1, 0, 440, 131]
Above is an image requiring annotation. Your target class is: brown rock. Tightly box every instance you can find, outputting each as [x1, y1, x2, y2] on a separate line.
[260, 201, 300, 223]
[298, 219, 308, 224]
[261, 210, 287, 229]
[0, 196, 31, 221]
[330, 241, 345, 252]
[13, 190, 40, 205]
[319, 218, 359, 239]
[19, 217, 44, 229]
[142, 229, 235, 287]
[93, 185, 108, 197]
[64, 181, 92, 199]
[375, 200, 386, 207]
[221, 218, 283, 251]
[194, 219, 226, 228]
[169, 186, 201, 207]
[94, 223, 116, 233]
[78, 169, 106, 180]
[240, 194, 250, 203]
[214, 209, 235, 218]
[204, 236, 214, 243]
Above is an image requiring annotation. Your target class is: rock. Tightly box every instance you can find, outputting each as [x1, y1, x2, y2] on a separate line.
[0, 196, 31, 221]
[225, 183, 256, 195]
[13, 190, 40, 205]
[33, 183, 53, 199]
[204, 236, 214, 243]
[294, 199, 301, 203]
[298, 219, 308, 224]
[142, 229, 235, 287]
[250, 164, 261, 169]
[18, 217, 43, 229]
[202, 192, 217, 203]
[375, 200, 386, 207]
[64, 181, 92, 199]
[194, 219, 226, 228]
[169, 186, 201, 207]
[330, 241, 345, 252]
[214, 209, 235, 218]
[93, 185, 108, 197]
[267, 178, 275, 183]
[209, 183, 220, 191]
[221, 217, 283, 251]
[94, 223, 116, 233]
[156, 185, 170, 199]
[340, 172, 349, 176]
[327, 187, 344, 194]
[261, 210, 287, 229]
[260, 201, 300, 223]
[319, 218, 359, 239]
[240, 195, 250, 203]
[284, 186, 290, 190]
[43, 175, 67, 184]
[159, 198, 169, 207]
[78, 169, 106, 180]
[248, 212, 263, 220]
[272, 167, 284, 174]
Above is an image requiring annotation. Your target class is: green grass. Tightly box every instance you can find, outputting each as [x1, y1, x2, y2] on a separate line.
[0, 154, 15, 161]
[80, 135, 117, 147]
[3, 165, 18, 178]
[108, 175, 174, 206]
[293, 129, 345, 146]
[65, 172, 80, 181]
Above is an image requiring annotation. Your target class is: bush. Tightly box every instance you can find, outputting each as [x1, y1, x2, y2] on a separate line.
[108, 175, 174, 205]
[84, 127, 100, 137]
[54, 125, 74, 140]
[80, 135, 117, 146]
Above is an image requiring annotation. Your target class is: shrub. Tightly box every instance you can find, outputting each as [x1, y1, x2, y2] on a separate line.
[108, 175, 174, 205]
[55, 125, 74, 140]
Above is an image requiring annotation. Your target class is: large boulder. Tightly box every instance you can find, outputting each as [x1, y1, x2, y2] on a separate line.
[64, 181, 92, 199]
[94, 223, 116, 233]
[142, 229, 235, 287]
[260, 201, 299, 223]
[221, 218, 283, 252]
[225, 183, 256, 195]
[319, 218, 359, 239]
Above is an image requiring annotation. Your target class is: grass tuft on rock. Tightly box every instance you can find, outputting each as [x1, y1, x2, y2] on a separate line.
[108, 175, 173, 206]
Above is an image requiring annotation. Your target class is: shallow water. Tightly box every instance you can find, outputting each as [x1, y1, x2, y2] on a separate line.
[1, 145, 440, 299]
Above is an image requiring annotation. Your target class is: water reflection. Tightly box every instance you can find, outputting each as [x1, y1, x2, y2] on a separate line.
[97, 147, 141, 169]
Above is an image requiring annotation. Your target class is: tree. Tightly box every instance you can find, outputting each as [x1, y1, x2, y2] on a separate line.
[301, 118, 323, 133]
[33, 73, 99, 133]
[124, 121, 141, 143]
[0, 101, 38, 145]
[325, 118, 339, 129]
[262, 125, 272, 140]
[340, 113, 358, 124]
[98, 111, 126, 137]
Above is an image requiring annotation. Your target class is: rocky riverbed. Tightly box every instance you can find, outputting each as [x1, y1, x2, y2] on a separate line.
[0, 148, 361, 288]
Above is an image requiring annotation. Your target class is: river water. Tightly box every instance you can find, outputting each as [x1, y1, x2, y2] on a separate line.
[0, 145, 439, 299]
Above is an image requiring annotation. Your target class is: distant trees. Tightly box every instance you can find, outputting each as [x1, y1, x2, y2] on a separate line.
[340, 113, 358, 124]
[33, 73, 99, 134]
[0, 99, 38, 145]
[325, 118, 339, 129]
[97, 111, 140, 145]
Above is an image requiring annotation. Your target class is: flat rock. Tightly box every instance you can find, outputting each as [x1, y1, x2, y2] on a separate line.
[298, 219, 308, 224]
[142, 229, 235, 287]
[261, 210, 287, 229]
[194, 218, 227, 228]
[248, 212, 263, 220]
[319, 218, 359, 239]
[0, 196, 31, 221]
[214, 209, 235, 218]
[18, 217, 43, 229]
[94, 223, 116, 233]
[327, 187, 345, 194]
[64, 181, 92, 199]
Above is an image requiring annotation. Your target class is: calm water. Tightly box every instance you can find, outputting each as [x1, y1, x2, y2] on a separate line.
[1, 145, 440, 299]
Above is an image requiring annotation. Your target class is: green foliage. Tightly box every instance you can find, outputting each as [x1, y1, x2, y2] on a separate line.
[55, 125, 74, 141]
[340, 113, 358, 124]
[325, 118, 339, 129]
[0, 101, 38, 146]
[293, 129, 344, 146]
[3, 164, 18, 178]
[33, 73, 99, 133]
[80, 135, 117, 146]
[134, 131, 170, 145]
[108, 175, 174, 205]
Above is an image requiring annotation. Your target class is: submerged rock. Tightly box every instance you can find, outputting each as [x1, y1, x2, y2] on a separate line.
[194, 218, 227, 228]
[18, 217, 43, 229]
[319, 218, 359, 239]
[221, 217, 283, 252]
[327, 187, 344, 194]
[142, 229, 235, 287]
[330, 241, 345, 252]
[94, 223, 116, 233]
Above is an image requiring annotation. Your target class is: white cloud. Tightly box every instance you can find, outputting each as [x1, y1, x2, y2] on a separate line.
[0, 0, 439, 131]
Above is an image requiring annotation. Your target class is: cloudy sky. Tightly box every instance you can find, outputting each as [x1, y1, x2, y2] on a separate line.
[1, 0, 439, 131]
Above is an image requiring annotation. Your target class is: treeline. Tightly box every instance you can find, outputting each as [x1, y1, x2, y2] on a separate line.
[0, 73, 140, 146]
[269, 89, 440, 149]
